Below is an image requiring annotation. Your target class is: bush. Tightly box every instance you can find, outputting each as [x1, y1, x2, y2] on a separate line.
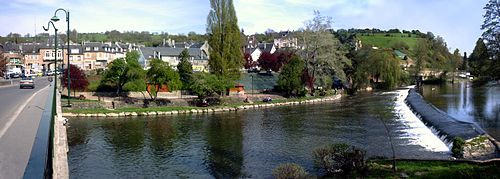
[472, 76, 489, 87]
[452, 137, 465, 158]
[272, 163, 308, 179]
[313, 143, 365, 175]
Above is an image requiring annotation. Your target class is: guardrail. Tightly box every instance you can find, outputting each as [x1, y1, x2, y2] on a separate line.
[23, 80, 55, 178]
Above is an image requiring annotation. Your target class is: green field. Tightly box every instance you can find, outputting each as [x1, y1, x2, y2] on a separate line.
[358, 33, 421, 51]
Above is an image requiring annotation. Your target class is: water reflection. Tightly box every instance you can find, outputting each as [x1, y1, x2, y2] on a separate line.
[204, 114, 243, 178]
[422, 82, 500, 141]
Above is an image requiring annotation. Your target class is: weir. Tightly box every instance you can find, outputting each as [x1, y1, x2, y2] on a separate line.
[405, 88, 486, 141]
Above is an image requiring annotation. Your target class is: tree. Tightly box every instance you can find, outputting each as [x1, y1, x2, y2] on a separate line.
[412, 39, 429, 78]
[190, 72, 233, 98]
[257, 52, 279, 72]
[394, 40, 409, 50]
[297, 11, 351, 89]
[481, 0, 500, 58]
[372, 98, 399, 177]
[243, 53, 257, 69]
[101, 58, 127, 95]
[278, 56, 305, 97]
[146, 59, 182, 100]
[469, 38, 491, 77]
[0, 50, 7, 78]
[177, 49, 193, 90]
[356, 49, 402, 89]
[63, 64, 89, 96]
[100, 51, 144, 95]
[206, 0, 243, 81]
[275, 49, 297, 67]
[481, 0, 500, 79]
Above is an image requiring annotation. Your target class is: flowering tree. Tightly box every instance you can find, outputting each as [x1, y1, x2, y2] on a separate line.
[63, 64, 89, 94]
[243, 53, 257, 69]
[257, 52, 279, 72]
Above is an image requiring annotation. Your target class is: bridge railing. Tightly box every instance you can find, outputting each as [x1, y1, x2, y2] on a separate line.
[23, 79, 56, 178]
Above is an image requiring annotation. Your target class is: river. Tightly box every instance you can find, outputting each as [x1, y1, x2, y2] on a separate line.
[421, 82, 500, 141]
[67, 87, 450, 178]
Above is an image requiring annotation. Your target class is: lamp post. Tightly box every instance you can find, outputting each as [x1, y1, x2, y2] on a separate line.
[251, 74, 254, 97]
[51, 8, 71, 107]
[43, 21, 58, 116]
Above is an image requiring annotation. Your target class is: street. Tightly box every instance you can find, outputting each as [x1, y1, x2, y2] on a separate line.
[0, 77, 51, 178]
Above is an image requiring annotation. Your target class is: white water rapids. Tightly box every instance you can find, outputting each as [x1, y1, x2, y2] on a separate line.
[393, 86, 451, 153]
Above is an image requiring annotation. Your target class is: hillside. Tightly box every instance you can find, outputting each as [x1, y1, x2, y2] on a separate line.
[358, 33, 420, 51]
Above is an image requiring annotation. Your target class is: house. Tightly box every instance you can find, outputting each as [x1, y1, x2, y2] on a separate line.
[39, 38, 66, 71]
[258, 43, 276, 54]
[244, 47, 262, 62]
[139, 43, 209, 72]
[274, 31, 298, 49]
[21, 42, 42, 73]
[2, 42, 24, 73]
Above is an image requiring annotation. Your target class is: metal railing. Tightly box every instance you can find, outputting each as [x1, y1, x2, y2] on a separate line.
[23, 79, 55, 178]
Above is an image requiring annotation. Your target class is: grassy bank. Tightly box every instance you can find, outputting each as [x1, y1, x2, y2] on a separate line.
[359, 159, 500, 178]
[62, 94, 340, 114]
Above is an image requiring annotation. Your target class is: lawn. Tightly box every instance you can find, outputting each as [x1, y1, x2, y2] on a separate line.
[358, 33, 421, 51]
[360, 159, 500, 178]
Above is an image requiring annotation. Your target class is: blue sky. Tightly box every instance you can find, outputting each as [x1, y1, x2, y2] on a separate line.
[0, 0, 488, 54]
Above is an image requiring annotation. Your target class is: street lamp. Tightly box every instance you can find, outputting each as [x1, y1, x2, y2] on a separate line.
[251, 74, 254, 97]
[43, 21, 58, 116]
[52, 8, 71, 107]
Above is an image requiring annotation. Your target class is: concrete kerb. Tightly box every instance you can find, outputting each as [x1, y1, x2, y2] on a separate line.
[63, 94, 343, 118]
[54, 91, 69, 179]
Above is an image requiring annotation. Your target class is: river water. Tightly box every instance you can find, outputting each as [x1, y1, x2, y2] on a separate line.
[421, 82, 500, 141]
[67, 87, 450, 178]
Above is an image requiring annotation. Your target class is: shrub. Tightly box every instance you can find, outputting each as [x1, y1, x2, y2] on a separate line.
[452, 137, 465, 158]
[313, 143, 365, 175]
[272, 163, 308, 179]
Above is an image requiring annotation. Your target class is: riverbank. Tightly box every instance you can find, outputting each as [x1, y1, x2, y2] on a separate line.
[359, 159, 500, 178]
[62, 94, 342, 117]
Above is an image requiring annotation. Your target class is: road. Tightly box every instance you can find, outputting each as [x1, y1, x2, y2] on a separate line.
[0, 77, 52, 179]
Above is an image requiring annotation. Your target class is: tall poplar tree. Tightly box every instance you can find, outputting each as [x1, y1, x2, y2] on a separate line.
[481, 0, 500, 79]
[206, 0, 243, 81]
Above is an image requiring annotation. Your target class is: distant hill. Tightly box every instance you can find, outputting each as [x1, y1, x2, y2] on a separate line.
[358, 33, 420, 51]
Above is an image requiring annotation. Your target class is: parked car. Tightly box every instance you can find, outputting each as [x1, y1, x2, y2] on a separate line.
[20, 77, 35, 89]
[10, 73, 21, 78]
[46, 70, 54, 76]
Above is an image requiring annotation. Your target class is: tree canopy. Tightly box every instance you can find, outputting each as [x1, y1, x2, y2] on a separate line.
[146, 59, 181, 100]
[297, 11, 351, 88]
[177, 49, 193, 90]
[63, 64, 89, 92]
[206, 0, 243, 81]
[278, 56, 305, 96]
[257, 52, 279, 72]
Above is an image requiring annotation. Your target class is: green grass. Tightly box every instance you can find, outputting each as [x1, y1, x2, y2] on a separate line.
[63, 93, 340, 114]
[86, 74, 102, 91]
[358, 33, 420, 51]
[61, 98, 102, 103]
[361, 160, 500, 178]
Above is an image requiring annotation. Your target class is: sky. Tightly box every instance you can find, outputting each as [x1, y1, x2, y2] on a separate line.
[0, 0, 488, 54]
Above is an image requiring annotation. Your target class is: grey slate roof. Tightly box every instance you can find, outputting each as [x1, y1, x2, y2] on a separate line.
[40, 38, 65, 49]
[21, 43, 41, 55]
[2, 42, 20, 52]
[140, 47, 208, 60]
[258, 43, 274, 53]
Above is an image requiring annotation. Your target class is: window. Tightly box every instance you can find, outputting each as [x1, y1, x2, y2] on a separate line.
[94, 47, 98, 51]
[99, 53, 102, 58]
[52, 51, 55, 57]
[71, 49, 79, 54]
[70, 56, 73, 60]
[45, 51, 50, 57]
[57, 51, 62, 57]
[85, 47, 90, 51]
[77, 56, 82, 61]
[85, 53, 90, 58]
